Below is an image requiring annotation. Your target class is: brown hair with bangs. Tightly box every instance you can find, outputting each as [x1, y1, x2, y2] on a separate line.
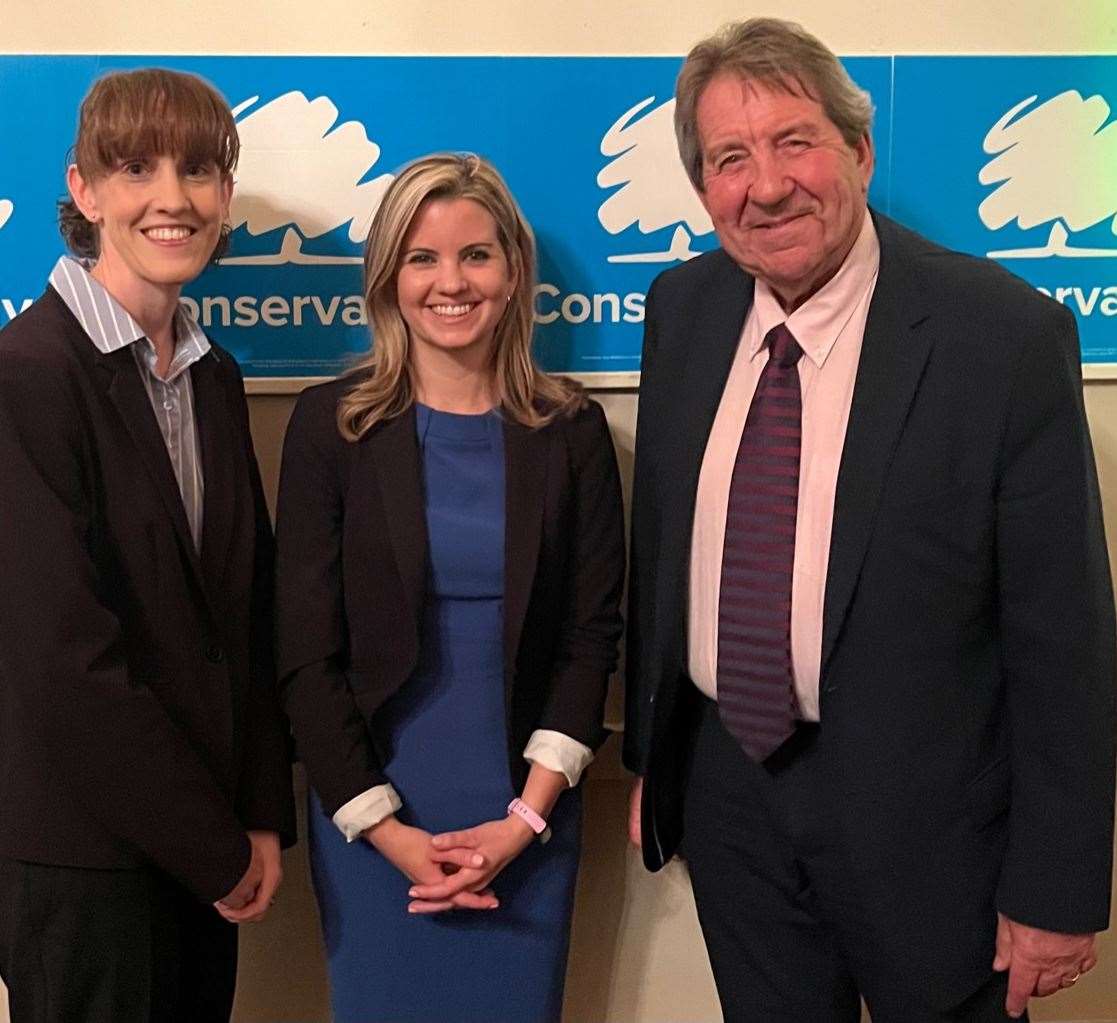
[59, 68, 239, 260]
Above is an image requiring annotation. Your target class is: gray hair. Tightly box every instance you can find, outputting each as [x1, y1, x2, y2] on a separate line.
[675, 17, 874, 191]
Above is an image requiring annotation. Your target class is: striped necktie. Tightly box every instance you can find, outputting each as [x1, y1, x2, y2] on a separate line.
[716, 322, 804, 761]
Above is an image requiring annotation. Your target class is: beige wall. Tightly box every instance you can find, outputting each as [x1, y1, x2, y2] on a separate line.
[4, 2, 1116, 1020]
[5, 0, 1117, 53]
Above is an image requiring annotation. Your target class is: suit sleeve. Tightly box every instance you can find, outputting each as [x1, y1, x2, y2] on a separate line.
[994, 303, 1116, 934]
[275, 390, 389, 815]
[224, 360, 296, 847]
[623, 277, 663, 775]
[534, 400, 626, 751]
[0, 352, 251, 903]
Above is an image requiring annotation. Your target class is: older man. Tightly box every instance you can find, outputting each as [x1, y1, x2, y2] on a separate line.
[624, 18, 1114, 1023]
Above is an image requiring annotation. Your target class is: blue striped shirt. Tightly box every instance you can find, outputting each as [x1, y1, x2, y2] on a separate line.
[48, 256, 209, 551]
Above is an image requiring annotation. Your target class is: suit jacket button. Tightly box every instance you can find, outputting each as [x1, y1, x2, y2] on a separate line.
[205, 643, 225, 664]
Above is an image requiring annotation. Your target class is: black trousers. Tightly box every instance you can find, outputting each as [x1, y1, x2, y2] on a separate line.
[0, 857, 237, 1023]
[682, 697, 1022, 1023]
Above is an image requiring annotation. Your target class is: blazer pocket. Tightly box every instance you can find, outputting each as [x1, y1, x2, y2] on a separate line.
[879, 481, 993, 576]
[884, 480, 982, 513]
[344, 667, 379, 694]
[965, 755, 1010, 831]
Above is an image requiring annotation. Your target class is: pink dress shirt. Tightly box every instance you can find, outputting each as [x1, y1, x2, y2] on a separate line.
[687, 211, 880, 721]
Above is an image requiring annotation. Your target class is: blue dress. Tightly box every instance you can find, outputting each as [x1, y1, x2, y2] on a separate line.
[309, 404, 582, 1023]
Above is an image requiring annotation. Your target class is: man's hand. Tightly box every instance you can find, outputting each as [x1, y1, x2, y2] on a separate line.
[628, 777, 643, 848]
[993, 912, 1098, 1018]
[365, 815, 498, 914]
[215, 830, 282, 924]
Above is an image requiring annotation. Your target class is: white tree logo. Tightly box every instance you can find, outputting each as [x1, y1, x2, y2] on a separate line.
[221, 91, 394, 266]
[596, 96, 713, 264]
[0, 198, 12, 232]
[979, 89, 1117, 258]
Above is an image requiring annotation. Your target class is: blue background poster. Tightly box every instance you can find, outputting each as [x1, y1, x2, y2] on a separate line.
[0, 55, 1113, 375]
[0, 55, 890, 378]
[891, 56, 1117, 363]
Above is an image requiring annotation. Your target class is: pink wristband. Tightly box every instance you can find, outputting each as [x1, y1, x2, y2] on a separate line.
[507, 798, 548, 835]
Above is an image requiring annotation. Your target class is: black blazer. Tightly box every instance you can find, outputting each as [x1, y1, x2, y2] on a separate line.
[0, 288, 295, 903]
[624, 212, 1115, 1005]
[275, 377, 625, 816]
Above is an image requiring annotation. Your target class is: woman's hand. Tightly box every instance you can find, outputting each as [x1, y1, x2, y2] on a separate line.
[364, 815, 499, 913]
[215, 829, 283, 924]
[406, 766, 567, 912]
[406, 816, 537, 913]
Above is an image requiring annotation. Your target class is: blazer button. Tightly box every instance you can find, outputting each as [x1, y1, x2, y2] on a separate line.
[205, 643, 225, 664]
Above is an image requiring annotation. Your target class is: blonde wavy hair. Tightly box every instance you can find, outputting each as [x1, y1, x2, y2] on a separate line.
[338, 153, 583, 441]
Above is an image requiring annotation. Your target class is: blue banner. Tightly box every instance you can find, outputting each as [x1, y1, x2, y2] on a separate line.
[890, 56, 1117, 363]
[0, 54, 1112, 374]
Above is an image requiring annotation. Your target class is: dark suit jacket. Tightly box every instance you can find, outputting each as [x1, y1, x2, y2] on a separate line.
[0, 288, 295, 904]
[624, 212, 1116, 1005]
[275, 378, 625, 816]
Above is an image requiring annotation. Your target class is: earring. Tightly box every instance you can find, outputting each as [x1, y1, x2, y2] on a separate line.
[212, 222, 233, 264]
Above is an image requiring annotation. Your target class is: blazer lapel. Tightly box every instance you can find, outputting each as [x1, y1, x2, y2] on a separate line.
[820, 217, 935, 678]
[657, 257, 754, 635]
[96, 347, 206, 593]
[503, 417, 550, 676]
[191, 351, 236, 602]
[364, 406, 428, 625]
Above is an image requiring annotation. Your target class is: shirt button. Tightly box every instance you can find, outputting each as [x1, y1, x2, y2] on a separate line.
[205, 643, 225, 664]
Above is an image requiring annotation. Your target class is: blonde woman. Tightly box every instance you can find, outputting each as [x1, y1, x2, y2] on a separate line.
[275, 154, 624, 1022]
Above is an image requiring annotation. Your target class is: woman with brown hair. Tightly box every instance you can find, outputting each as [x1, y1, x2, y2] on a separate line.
[275, 153, 625, 1021]
[0, 68, 294, 1023]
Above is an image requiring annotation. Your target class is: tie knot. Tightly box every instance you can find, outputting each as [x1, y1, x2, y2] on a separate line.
[765, 324, 802, 369]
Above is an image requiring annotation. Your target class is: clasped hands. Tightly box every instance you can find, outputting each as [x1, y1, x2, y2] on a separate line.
[366, 814, 536, 914]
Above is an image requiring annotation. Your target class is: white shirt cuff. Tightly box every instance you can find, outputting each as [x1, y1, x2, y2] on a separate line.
[523, 729, 594, 788]
[331, 783, 402, 842]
